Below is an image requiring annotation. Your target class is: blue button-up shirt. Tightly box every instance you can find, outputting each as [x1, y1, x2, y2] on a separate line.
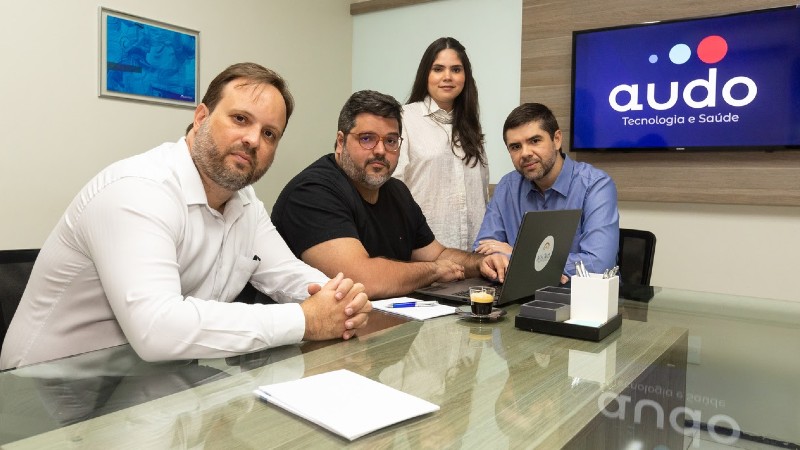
[474, 154, 619, 276]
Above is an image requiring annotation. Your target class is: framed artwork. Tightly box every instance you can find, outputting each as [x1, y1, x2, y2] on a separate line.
[99, 8, 199, 108]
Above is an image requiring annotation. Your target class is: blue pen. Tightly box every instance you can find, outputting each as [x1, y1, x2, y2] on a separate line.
[387, 301, 437, 308]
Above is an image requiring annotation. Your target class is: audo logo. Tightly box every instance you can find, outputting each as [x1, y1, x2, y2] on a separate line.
[609, 35, 757, 112]
[534, 236, 554, 271]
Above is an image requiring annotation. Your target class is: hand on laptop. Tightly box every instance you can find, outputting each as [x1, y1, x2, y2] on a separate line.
[475, 239, 513, 256]
[480, 253, 510, 283]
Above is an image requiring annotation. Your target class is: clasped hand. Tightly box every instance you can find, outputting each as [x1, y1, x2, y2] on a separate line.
[302, 273, 372, 341]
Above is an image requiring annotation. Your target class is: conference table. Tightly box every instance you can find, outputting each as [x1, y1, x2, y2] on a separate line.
[0, 287, 797, 449]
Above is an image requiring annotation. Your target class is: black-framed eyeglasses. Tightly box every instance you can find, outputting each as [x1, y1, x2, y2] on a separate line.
[347, 132, 403, 153]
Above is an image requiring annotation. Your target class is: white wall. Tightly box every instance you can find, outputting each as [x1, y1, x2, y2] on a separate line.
[0, 0, 353, 249]
[4, 0, 797, 303]
[352, 0, 800, 302]
[621, 202, 800, 302]
[352, 0, 522, 182]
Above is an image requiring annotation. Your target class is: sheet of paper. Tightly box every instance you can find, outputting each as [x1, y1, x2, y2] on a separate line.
[372, 297, 457, 320]
[255, 369, 439, 441]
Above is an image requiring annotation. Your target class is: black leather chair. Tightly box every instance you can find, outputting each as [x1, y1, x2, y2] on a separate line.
[618, 229, 656, 286]
[0, 249, 39, 347]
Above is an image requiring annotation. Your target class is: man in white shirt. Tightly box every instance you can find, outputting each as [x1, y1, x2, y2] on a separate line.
[0, 63, 371, 370]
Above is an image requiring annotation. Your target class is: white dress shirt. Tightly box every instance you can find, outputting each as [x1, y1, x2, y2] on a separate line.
[394, 97, 489, 250]
[0, 138, 327, 370]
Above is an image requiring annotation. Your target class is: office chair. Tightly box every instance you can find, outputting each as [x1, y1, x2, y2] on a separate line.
[0, 249, 39, 347]
[617, 229, 656, 286]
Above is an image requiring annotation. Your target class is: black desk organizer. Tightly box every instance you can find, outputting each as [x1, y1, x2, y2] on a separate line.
[515, 313, 622, 342]
[514, 286, 622, 342]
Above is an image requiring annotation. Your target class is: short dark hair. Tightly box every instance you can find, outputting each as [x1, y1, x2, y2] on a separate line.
[337, 90, 403, 137]
[185, 62, 294, 134]
[502, 103, 560, 144]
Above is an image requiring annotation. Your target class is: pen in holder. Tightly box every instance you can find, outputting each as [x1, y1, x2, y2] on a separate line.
[570, 273, 619, 323]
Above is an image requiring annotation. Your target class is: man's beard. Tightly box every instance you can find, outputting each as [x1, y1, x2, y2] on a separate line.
[339, 144, 391, 188]
[191, 120, 268, 191]
[518, 152, 556, 183]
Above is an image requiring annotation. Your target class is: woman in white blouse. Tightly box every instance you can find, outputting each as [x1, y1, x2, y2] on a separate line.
[394, 37, 488, 251]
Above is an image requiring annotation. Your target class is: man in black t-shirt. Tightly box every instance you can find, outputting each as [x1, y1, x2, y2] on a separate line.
[272, 90, 508, 299]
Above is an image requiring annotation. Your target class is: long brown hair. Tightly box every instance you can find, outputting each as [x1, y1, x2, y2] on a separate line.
[408, 37, 485, 168]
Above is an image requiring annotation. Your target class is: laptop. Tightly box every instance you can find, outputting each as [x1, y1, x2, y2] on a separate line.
[414, 209, 581, 305]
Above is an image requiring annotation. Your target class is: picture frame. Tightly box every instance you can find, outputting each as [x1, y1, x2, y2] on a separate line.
[99, 8, 199, 108]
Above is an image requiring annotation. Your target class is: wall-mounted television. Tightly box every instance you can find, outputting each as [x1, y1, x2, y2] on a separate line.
[570, 6, 800, 152]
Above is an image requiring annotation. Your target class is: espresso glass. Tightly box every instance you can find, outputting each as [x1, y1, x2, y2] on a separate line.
[469, 286, 496, 316]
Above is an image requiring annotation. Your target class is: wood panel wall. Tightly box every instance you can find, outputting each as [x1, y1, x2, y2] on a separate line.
[521, 0, 800, 206]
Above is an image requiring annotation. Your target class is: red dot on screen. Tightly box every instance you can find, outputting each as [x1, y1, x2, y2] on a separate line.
[697, 35, 728, 64]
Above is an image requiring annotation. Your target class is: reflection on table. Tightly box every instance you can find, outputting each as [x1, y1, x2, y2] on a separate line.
[622, 286, 800, 448]
[1, 296, 692, 449]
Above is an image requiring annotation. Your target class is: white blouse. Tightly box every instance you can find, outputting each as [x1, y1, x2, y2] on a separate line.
[395, 97, 489, 250]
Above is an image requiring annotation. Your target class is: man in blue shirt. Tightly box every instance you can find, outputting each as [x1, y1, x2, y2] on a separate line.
[474, 103, 619, 283]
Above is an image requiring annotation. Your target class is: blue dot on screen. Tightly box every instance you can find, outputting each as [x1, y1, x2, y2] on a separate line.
[649, 54, 658, 63]
[669, 44, 691, 64]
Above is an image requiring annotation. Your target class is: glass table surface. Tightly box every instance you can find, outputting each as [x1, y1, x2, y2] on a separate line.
[0, 286, 796, 449]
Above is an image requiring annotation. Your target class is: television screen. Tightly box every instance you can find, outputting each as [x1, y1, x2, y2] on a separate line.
[570, 6, 800, 152]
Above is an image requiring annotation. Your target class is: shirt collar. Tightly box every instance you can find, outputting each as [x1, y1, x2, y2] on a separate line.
[174, 137, 250, 211]
[527, 152, 573, 197]
[550, 152, 574, 197]
[423, 96, 450, 116]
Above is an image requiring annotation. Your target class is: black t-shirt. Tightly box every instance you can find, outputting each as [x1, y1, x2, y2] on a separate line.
[271, 154, 435, 261]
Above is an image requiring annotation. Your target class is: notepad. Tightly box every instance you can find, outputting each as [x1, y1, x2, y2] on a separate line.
[372, 297, 457, 320]
[254, 369, 439, 440]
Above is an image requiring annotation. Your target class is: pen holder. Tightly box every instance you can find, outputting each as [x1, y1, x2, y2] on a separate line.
[570, 274, 619, 323]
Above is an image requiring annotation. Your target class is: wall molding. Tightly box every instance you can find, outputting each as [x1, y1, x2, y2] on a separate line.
[350, 0, 439, 15]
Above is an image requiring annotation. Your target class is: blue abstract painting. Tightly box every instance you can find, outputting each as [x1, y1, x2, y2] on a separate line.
[102, 11, 197, 106]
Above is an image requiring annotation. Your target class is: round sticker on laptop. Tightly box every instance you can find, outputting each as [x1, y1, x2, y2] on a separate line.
[534, 236, 555, 271]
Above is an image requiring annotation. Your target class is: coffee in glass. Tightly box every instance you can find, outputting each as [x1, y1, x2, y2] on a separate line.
[469, 286, 496, 316]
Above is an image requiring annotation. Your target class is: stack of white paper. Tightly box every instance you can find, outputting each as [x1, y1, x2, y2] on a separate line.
[254, 369, 439, 441]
